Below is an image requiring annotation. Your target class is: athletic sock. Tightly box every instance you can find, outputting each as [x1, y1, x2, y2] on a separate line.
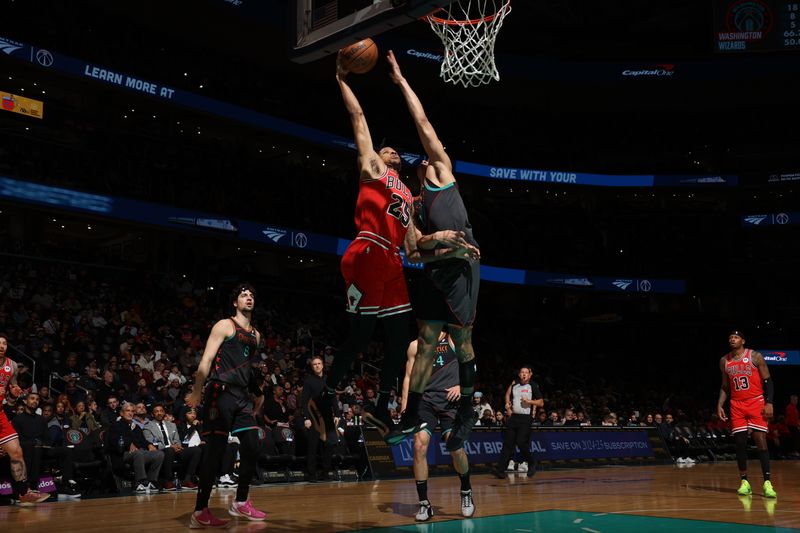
[459, 471, 471, 492]
[415, 480, 428, 501]
[740, 472, 748, 481]
[11, 479, 29, 497]
[758, 450, 771, 481]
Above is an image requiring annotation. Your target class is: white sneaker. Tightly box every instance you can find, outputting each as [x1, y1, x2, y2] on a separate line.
[415, 500, 433, 521]
[506, 460, 516, 471]
[134, 483, 149, 494]
[676, 457, 686, 464]
[461, 490, 475, 517]
[218, 474, 238, 488]
[518, 462, 528, 472]
[685, 457, 696, 464]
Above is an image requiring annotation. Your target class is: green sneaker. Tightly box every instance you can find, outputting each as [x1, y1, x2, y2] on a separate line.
[763, 480, 777, 498]
[737, 479, 752, 496]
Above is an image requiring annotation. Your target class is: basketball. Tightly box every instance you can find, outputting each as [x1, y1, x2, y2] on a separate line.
[338, 38, 378, 74]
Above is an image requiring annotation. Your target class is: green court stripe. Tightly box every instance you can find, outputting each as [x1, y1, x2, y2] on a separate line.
[355, 509, 800, 532]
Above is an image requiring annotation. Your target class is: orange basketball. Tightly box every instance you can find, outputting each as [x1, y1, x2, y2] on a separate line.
[339, 38, 379, 74]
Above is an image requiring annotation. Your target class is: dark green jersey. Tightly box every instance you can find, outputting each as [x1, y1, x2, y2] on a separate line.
[209, 318, 259, 389]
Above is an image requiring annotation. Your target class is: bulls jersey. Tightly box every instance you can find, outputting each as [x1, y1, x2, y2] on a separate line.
[0, 357, 14, 403]
[725, 349, 764, 402]
[425, 335, 459, 399]
[353, 167, 413, 250]
[209, 319, 259, 389]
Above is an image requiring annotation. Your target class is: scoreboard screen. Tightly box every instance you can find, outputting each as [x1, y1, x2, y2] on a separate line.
[714, 0, 800, 52]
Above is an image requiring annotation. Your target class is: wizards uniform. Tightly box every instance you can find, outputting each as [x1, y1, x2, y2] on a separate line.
[202, 319, 260, 436]
[418, 335, 459, 435]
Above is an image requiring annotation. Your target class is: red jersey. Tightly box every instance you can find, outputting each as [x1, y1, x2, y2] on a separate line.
[0, 357, 14, 403]
[725, 349, 764, 402]
[353, 167, 412, 250]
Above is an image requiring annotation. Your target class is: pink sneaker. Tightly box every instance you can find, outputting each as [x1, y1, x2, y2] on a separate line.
[190, 507, 230, 529]
[16, 490, 51, 506]
[228, 499, 267, 521]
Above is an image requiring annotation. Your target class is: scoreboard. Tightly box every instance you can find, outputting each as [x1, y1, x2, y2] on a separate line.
[714, 0, 800, 52]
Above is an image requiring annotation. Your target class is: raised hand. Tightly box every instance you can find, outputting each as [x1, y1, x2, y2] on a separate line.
[386, 50, 404, 84]
[335, 55, 349, 80]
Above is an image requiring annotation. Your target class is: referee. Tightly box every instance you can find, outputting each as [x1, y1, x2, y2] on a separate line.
[491, 365, 543, 479]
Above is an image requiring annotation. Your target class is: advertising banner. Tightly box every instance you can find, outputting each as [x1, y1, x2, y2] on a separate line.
[760, 349, 800, 366]
[0, 91, 44, 119]
[0, 476, 56, 495]
[366, 427, 671, 478]
[0, 175, 686, 293]
[0, 35, 740, 189]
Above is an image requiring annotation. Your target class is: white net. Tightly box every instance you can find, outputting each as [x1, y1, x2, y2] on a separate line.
[426, 0, 512, 88]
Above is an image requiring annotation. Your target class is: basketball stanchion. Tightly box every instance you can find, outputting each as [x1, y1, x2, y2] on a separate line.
[425, 0, 512, 88]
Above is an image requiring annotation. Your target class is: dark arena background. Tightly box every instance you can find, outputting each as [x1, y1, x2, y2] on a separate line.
[1, 1, 800, 531]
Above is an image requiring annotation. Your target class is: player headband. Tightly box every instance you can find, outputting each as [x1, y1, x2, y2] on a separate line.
[729, 330, 745, 339]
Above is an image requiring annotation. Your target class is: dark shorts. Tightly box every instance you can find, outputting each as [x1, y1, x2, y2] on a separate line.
[201, 382, 258, 437]
[415, 258, 480, 327]
[419, 393, 457, 436]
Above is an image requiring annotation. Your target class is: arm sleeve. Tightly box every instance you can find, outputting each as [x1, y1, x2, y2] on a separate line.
[763, 377, 774, 403]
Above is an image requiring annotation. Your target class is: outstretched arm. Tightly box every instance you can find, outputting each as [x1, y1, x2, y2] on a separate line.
[386, 50, 453, 176]
[336, 60, 385, 181]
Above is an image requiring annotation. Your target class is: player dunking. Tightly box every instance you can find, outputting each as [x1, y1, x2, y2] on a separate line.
[317, 54, 429, 445]
[186, 285, 267, 528]
[717, 330, 777, 498]
[0, 333, 50, 506]
[401, 330, 474, 521]
[388, 50, 482, 453]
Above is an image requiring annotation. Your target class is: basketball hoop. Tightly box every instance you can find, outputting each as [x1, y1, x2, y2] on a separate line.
[425, 0, 511, 88]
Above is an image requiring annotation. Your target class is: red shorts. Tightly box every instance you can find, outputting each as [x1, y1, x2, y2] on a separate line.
[341, 238, 411, 318]
[0, 408, 19, 447]
[731, 396, 768, 433]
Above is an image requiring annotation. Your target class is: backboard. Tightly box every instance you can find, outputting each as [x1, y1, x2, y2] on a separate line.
[290, 0, 456, 63]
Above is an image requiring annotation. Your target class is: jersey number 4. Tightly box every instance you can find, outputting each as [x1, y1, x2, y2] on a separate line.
[387, 193, 411, 227]
[732, 376, 750, 391]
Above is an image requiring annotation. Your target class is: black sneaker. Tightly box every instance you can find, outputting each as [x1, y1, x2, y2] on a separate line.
[445, 407, 478, 452]
[58, 481, 82, 500]
[526, 461, 537, 478]
[384, 414, 427, 446]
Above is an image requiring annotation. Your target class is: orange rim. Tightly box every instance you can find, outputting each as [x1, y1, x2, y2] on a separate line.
[425, 0, 510, 25]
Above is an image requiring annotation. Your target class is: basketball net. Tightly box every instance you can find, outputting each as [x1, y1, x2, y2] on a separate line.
[426, 0, 511, 88]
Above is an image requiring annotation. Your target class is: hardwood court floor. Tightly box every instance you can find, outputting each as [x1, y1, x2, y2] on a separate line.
[2, 460, 799, 532]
